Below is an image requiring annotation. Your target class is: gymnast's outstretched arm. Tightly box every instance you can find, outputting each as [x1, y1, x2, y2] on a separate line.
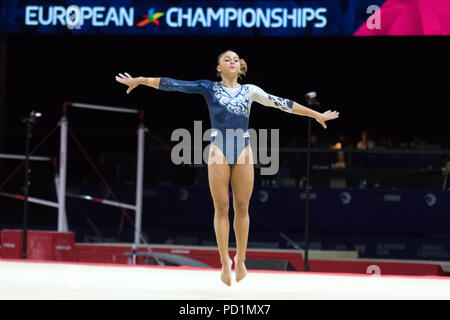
[249, 84, 339, 129]
[115, 73, 159, 93]
[292, 102, 339, 129]
[115, 73, 207, 95]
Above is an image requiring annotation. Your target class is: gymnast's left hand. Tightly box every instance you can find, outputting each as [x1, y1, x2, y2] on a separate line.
[315, 110, 339, 129]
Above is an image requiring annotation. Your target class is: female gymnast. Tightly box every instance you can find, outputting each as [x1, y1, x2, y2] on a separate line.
[116, 50, 339, 286]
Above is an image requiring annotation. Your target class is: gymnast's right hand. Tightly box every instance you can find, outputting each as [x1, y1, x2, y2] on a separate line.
[115, 72, 140, 94]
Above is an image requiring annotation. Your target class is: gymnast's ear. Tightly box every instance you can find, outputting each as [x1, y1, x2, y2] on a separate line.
[216, 66, 222, 78]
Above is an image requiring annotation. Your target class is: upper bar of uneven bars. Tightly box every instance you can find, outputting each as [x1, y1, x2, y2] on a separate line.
[0, 153, 52, 162]
[68, 102, 140, 114]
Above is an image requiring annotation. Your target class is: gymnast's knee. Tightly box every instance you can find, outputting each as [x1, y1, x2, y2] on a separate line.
[214, 201, 229, 216]
[233, 202, 249, 217]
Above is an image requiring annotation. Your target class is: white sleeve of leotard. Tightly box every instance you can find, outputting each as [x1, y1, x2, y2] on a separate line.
[248, 84, 293, 113]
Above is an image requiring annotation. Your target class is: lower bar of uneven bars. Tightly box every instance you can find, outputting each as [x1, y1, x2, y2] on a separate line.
[0, 191, 58, 208]
[66, 192, 136, 210]
[69, 102, 140, 114]
[0, 153, 52, 161]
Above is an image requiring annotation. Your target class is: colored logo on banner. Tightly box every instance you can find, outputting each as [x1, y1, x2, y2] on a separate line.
[137, 8, 164, 26]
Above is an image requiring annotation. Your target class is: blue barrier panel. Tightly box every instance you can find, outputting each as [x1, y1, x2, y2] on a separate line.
[63, 184, 450, 260]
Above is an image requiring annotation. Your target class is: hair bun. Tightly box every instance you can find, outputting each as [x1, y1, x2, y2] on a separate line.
[239, 58, 247, 78]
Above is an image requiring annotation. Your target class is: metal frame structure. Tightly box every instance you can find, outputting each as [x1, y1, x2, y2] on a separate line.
[59, 102, 145, 248]
[0, 102, 146, 248]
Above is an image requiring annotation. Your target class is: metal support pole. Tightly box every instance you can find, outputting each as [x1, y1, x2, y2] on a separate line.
[0, 36, 7, 173]
[58, 104, 68, 232]
[21, 110, 41, 258]
[22, 120, 32, 259]
[54, 175, 68, 231]
[304, 117, 311, 272]
[303, 92, 319, 272]
[134, 113, 145, 248]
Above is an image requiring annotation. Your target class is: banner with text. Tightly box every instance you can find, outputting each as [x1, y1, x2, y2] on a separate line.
[1, 0, 448, 36]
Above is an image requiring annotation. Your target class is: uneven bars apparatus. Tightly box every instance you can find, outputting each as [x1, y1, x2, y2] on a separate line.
[59, 102, 146, 248]
[0, 102, 157, 262]
[1, 103, 146, 247]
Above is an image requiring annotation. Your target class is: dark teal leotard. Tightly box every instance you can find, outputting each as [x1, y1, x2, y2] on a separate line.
[159, 77, 293, 165]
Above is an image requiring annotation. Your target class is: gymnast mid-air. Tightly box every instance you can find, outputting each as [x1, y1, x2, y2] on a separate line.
[116, 50, 339, 286]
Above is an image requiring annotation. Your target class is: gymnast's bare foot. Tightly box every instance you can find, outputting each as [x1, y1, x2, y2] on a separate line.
[234, 256, 247, 283]
[220, 258, 233, 286]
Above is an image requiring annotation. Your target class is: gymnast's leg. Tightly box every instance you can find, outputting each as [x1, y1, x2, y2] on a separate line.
[230, 144, 254, 282]
[208, 145, 233, 286]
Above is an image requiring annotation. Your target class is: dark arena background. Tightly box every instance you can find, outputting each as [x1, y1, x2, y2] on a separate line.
[1, 0, 450, 302]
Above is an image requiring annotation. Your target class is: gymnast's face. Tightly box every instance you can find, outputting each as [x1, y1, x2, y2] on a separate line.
[217, 51, 241, 79]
